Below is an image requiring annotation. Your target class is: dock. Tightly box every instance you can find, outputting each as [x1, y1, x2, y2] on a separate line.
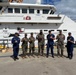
[0, 48, 76, 75]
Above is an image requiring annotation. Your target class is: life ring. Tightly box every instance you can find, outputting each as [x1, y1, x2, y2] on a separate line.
[26, 16, 31, 20]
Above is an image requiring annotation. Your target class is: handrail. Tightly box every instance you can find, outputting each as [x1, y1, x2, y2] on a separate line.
[0, 39, 11, 49]
[62, 15, 65, 23]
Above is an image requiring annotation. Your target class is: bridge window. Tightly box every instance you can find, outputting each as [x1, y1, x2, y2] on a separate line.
[37, 10, 40, 14]
[63, 30, 67, 31]
[47, 17, 61, 20]
[51, 30, 54, 31]
[0, 7, 2, 10]
[43, 9, 49, 14]
[15, 8, 20, 13]
[44, 30, 48, 31]
[57, 30, 61, 31]
[50, 10, 54, 14]
[22, 8, 27, 13]
[8, 8, 13, 13]
[29, 9, 34, 14]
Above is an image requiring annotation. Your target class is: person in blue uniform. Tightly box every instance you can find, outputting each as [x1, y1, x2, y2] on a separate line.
[67, 32, 74, 59]
[46, 30, 55, 58]
[11, 33, 20, 61]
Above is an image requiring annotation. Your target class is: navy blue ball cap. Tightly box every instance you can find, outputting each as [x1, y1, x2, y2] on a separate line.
[68, 32, 71, 35]
[15, 32, 20, 36]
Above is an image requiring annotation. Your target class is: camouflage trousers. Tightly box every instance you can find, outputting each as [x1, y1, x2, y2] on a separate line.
[57, 44, 64, 56]
[29, 44, 35, 55]
[22, 45, 28, 56]
[38, 43, 44, 55]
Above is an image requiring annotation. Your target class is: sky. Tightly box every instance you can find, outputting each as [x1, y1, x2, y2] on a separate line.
[23, 0, 76, 21]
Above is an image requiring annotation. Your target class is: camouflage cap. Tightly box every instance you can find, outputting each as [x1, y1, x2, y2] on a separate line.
[40, 30, 42, 32]
[25, 33, 27, 36]
[31, 33, 33, 35]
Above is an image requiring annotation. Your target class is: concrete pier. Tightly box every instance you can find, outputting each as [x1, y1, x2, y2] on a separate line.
[0, 48, 76, 75]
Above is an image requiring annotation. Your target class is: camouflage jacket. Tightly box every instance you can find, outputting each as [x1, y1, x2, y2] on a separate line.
[29, 37, 35, 44]
[56, 34, 65, 45]
[21, 37, 28, 46]
[36, 34, 45, 44]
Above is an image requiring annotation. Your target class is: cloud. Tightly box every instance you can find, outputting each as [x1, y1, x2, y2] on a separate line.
[54, 0, 76, 21]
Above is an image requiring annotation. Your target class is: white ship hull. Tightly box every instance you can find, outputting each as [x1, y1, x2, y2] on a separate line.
[0, 16, 76, 47]
[0, 2, 76, 47]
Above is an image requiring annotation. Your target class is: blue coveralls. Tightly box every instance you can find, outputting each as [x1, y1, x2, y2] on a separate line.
[67, 36, 74, 59]
[12, 36, 20, 58]
[47, 34, 55, 57]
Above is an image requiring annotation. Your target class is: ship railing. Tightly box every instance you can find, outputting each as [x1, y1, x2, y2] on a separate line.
[0, 39, 11, 50]
[62, 15, 65, 22]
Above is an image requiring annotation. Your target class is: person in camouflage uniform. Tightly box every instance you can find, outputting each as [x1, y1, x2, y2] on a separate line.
[36, 30, 45, 56]
[29, 33, 35, 55]
[56, 30, 65, 57]
[21, 33, 28, 58]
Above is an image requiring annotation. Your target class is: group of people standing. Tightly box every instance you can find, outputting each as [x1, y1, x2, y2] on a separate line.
[21, 30, 45, 58]
[11, 30, 74, 61]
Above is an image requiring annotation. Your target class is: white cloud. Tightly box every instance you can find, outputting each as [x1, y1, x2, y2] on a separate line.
[54, 0, 76, 20]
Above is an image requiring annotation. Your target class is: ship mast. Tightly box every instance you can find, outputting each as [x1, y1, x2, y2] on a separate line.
[36, 0, 41, 4]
